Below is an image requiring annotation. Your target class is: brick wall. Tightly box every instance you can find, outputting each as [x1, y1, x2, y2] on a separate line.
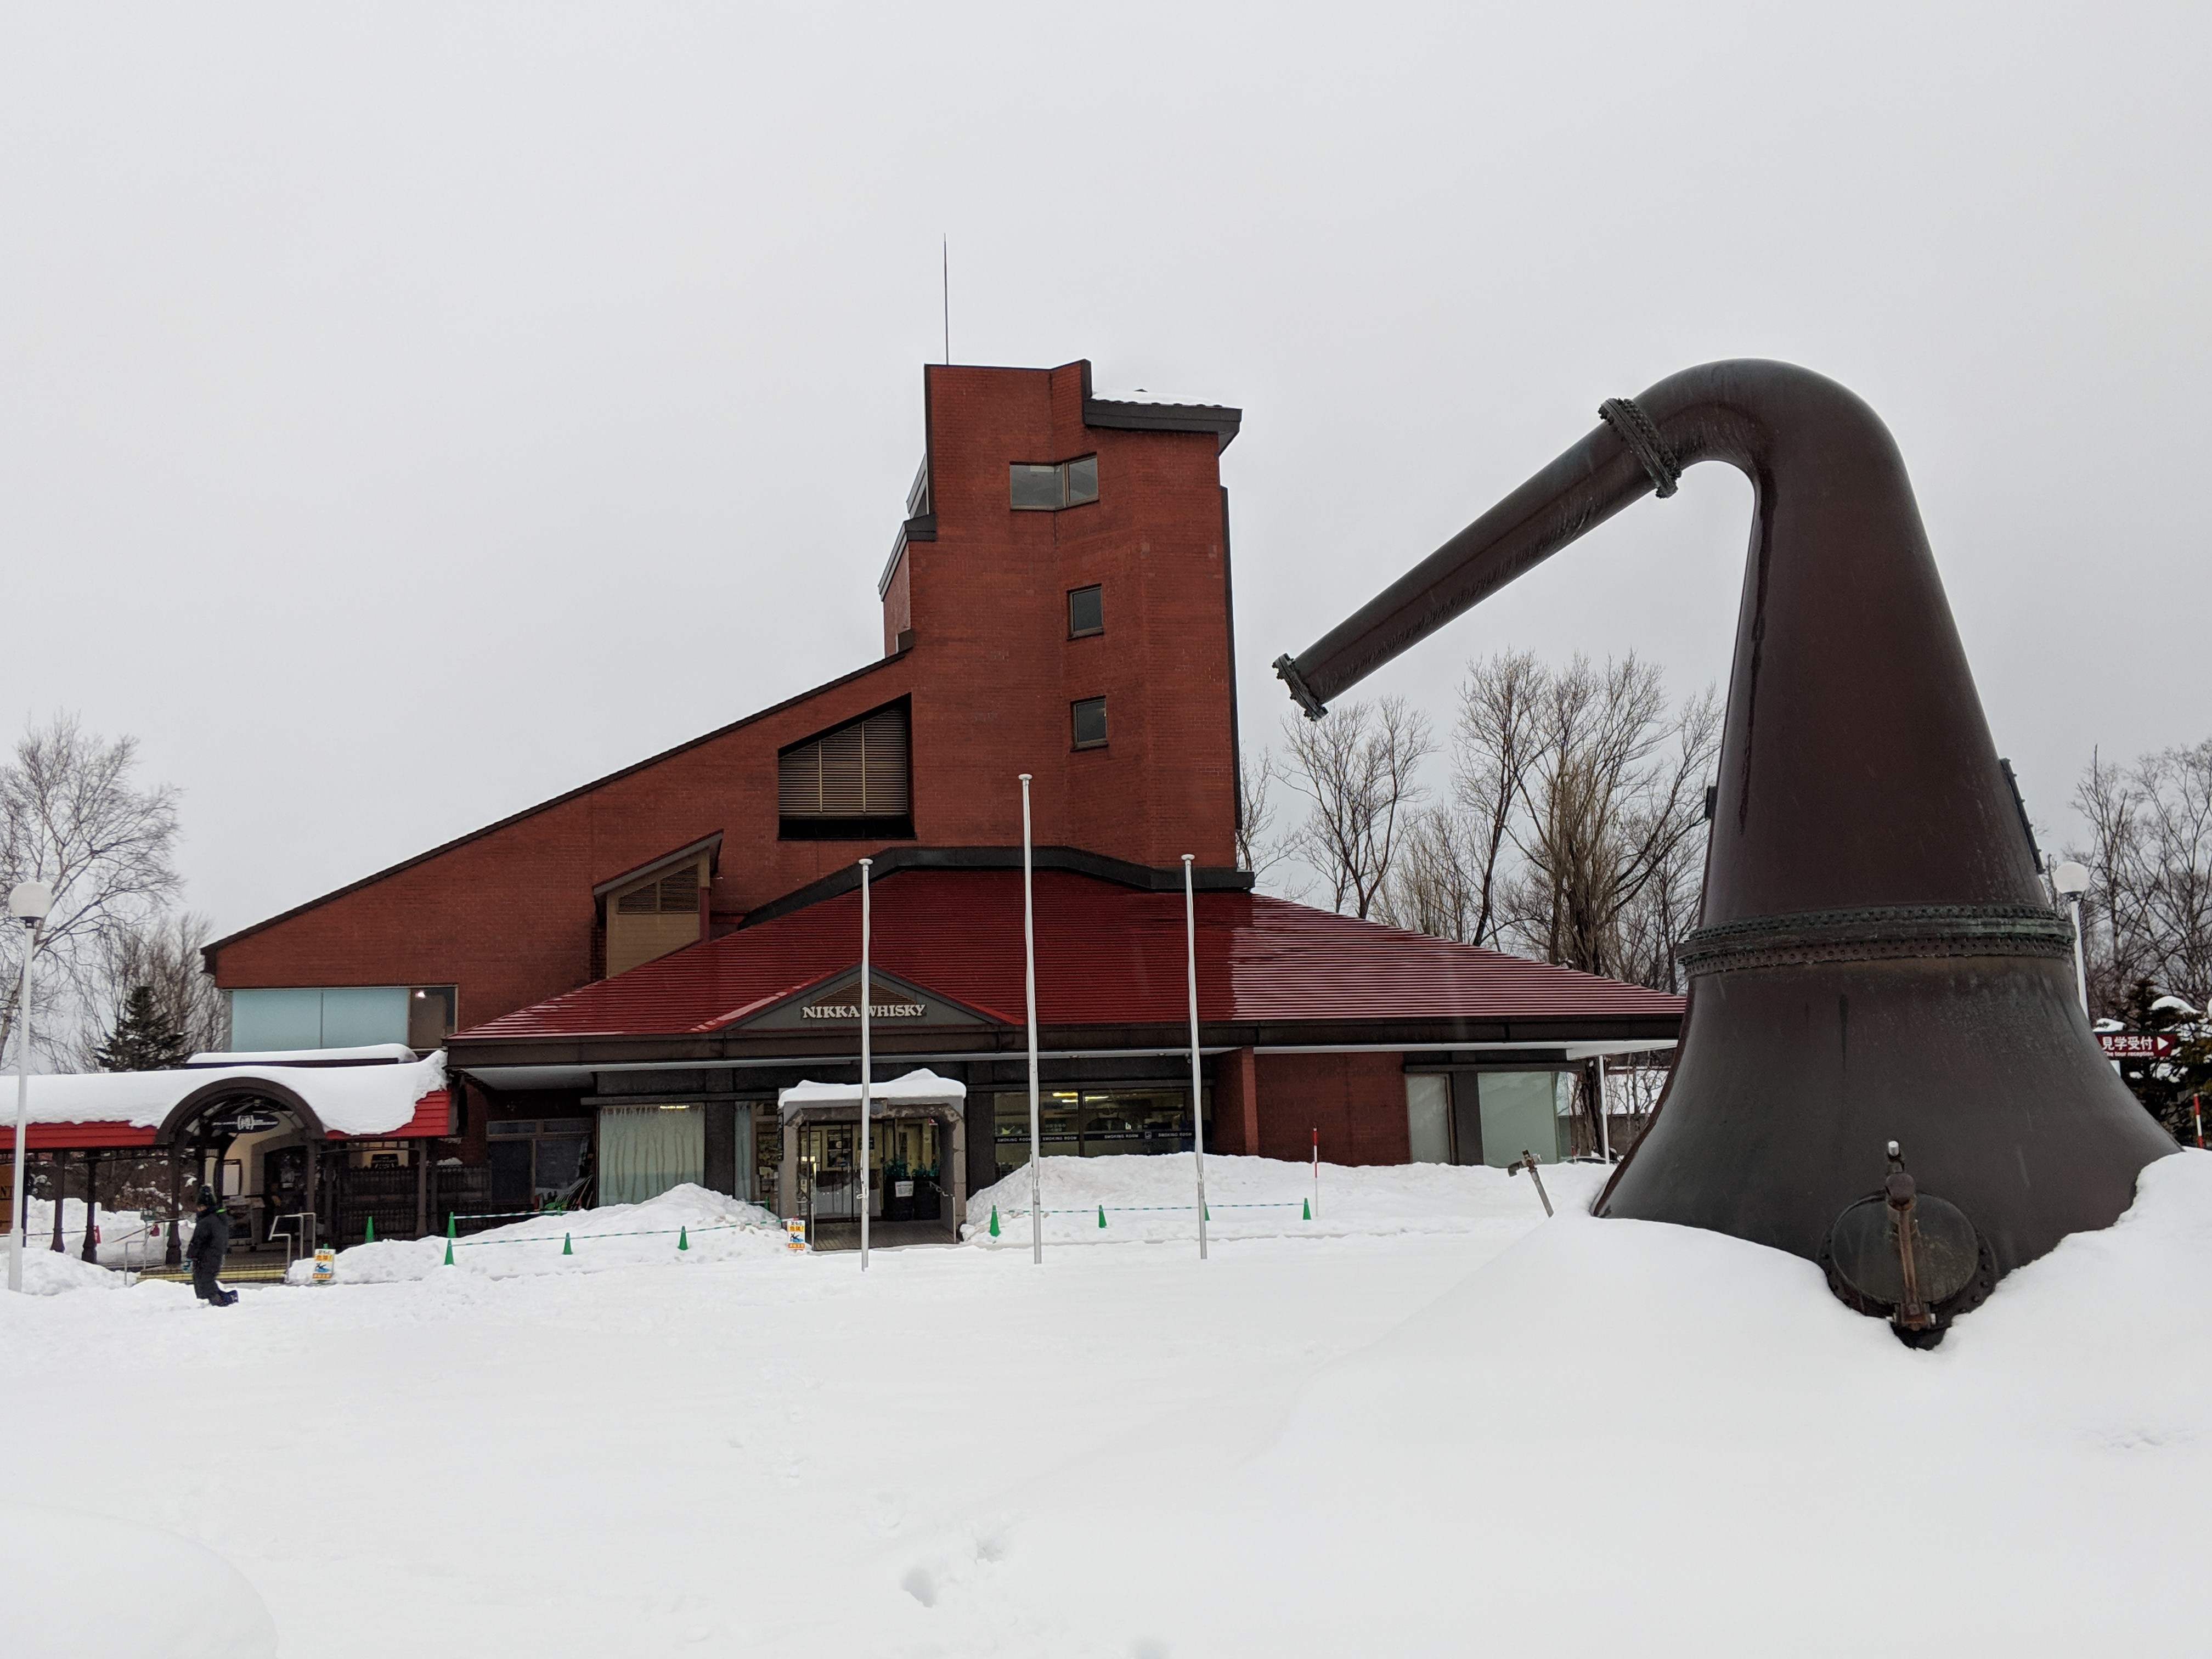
[1252, 1052, 1411, 1166]
[211, 360, 1242, 1030]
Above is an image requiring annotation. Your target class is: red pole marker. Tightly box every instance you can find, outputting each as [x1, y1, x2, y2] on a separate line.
[1311, 1127, 1320, 1222]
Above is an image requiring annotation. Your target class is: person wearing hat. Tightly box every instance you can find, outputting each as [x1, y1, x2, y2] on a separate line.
[185, 1187, 237, 1307]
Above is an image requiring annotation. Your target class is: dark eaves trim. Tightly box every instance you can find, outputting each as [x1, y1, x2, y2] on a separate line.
[741, 845, 1255, 929]
[202, 653, 911, 971]
[1076, 361, 1242, 453]
[591, 832, 724, 901]
[876, 514, 935, 600]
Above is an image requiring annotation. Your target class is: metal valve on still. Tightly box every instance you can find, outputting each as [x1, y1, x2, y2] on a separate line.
[1883, 1141, 1933, 1336]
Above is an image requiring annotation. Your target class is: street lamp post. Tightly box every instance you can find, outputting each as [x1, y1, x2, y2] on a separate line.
[1019, 775, 1042, 1265]
[858, 857, 872, 1272]
[2052, 860, 2092, 1019]
[1182, 855, 1207, 1262]
[7, 881, 54, 1295]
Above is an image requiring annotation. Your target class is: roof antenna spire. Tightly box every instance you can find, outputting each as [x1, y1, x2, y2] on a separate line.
[941, 236, 950, 365]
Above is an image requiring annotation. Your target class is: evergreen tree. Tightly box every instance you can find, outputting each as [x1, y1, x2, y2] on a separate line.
[94, 983, 191, 1072]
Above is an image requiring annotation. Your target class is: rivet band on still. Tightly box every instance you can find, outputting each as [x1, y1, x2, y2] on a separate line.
[1675, 904, 2076, 977]
[1598, 396, 1681, 498]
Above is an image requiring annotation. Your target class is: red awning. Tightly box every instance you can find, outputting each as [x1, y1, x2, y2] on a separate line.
[10, 1088, 452, 1153]
[329, 1088, 452, 1141]
[17, 1121, 159, 1150]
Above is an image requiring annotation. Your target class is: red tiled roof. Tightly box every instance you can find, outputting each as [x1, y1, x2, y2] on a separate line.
[459, 868, 1681, 1040]
[17, 1088, 452, 1152]
[21, 1121, 159, 1150]
[328, 1088, 451, 1141]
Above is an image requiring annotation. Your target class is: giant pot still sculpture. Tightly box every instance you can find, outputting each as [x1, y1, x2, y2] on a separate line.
[1274, 360, 2174, 1342]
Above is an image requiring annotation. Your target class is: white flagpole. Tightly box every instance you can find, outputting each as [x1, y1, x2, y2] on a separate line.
[7, 922, 36, 1293]
[859, 857, 872, 1272]
[1021, 775, 1042, 1264]
[1183, 855, 1207, 1261]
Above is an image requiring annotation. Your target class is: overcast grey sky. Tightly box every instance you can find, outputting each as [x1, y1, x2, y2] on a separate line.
[1, 3, 2202, 935]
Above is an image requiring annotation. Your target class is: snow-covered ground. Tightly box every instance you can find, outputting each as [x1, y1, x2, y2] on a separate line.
[1, 1152, 2205, 1657]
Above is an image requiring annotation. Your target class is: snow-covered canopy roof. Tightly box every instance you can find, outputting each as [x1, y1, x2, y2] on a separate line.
[8, 1051, 448, 1138]
[777, 1068, 966, 1122]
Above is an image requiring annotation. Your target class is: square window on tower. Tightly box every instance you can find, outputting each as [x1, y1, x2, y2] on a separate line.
[1009, 455, 1101, 511]
[1011, 464, 1063, 511]
[1071, 697, 1108, 750]
[1067, 585, 1104, 638]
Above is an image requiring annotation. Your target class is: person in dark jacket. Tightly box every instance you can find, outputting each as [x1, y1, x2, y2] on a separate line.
[185, 1187, 236, 1306]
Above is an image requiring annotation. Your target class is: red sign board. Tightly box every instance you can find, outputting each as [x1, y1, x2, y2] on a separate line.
[2097, 1032, 2176, 1059]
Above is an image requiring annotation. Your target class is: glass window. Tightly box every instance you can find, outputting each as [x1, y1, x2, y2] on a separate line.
[1010, 456, 1099, 511]
[1067, 585, 1104, 637]
[1475, 1071, 1570, 1166]
[1011, 463, 1063, 510]
[1071, 697, 1108, 749]
[1404, 1074, 1450, 1164]
[227, 985, 452, 1053]
[407, 985, 456, 1050]
[228, 988, 322, 1052]
[992, 1087, 1208, 1172]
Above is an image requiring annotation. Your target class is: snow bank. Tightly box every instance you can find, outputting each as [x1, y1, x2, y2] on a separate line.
[312, 1182, 786, 1283]
[0, 1504, 276, 1657]
[14, 1197, 194, 1268]
[6, 1247, 126, 1295]
[915, 1148, 2212, 1657]
[965, 1152, 1605, 1245]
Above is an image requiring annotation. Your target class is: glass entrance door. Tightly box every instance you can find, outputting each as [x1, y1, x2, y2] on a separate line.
[797, 1125, 873, 1221]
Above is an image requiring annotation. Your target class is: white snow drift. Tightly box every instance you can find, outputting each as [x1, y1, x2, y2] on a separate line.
[0, 1150, 2203, 1657]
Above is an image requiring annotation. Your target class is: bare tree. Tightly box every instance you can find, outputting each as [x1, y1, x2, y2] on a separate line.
[0, 714, 183, 1066]
[2069, 737, 2212, 1016]
[69, 910, 227, 1071]
[1607, 686, 1723, 991]
[1446, 651, 1545, 949]
[1376, 802, 1487, 941]
[1280, 697, 1434, 919]
[1235, 749, 1300, 889]
[1505, 656, 1718, 979]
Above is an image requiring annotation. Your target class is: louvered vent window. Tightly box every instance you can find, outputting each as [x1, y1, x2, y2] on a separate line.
[778, 703, 915, 840]
[615, 863, 700, 915]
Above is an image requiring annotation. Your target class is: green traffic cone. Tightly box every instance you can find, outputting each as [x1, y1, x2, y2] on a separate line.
[562, 1232, 572, 1256]
[678, 1225, 690, 1251]
[1204, 1203, 1211, 1221]
[1302, 1197, 1311, 1221]
[445, 1212, 457, 1239]
[364, 1216, 375, 1244]
[442, 1236, 454, 1267]
[989, 1205, 1000, 1238]
[1097, 1204, 1107, 1228]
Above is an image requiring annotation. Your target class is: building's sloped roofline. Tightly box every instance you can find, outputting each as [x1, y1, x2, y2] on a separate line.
[453, 866, 1683, 1043]
[202, 653, 907, 969]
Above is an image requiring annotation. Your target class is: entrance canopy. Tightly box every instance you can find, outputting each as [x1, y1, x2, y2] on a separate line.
[4, 1048, 449, 1148]
[777, 1068, 966, 1127]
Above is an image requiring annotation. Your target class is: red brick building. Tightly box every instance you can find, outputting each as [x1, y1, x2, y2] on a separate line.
[200, 359, 1680, 1239]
